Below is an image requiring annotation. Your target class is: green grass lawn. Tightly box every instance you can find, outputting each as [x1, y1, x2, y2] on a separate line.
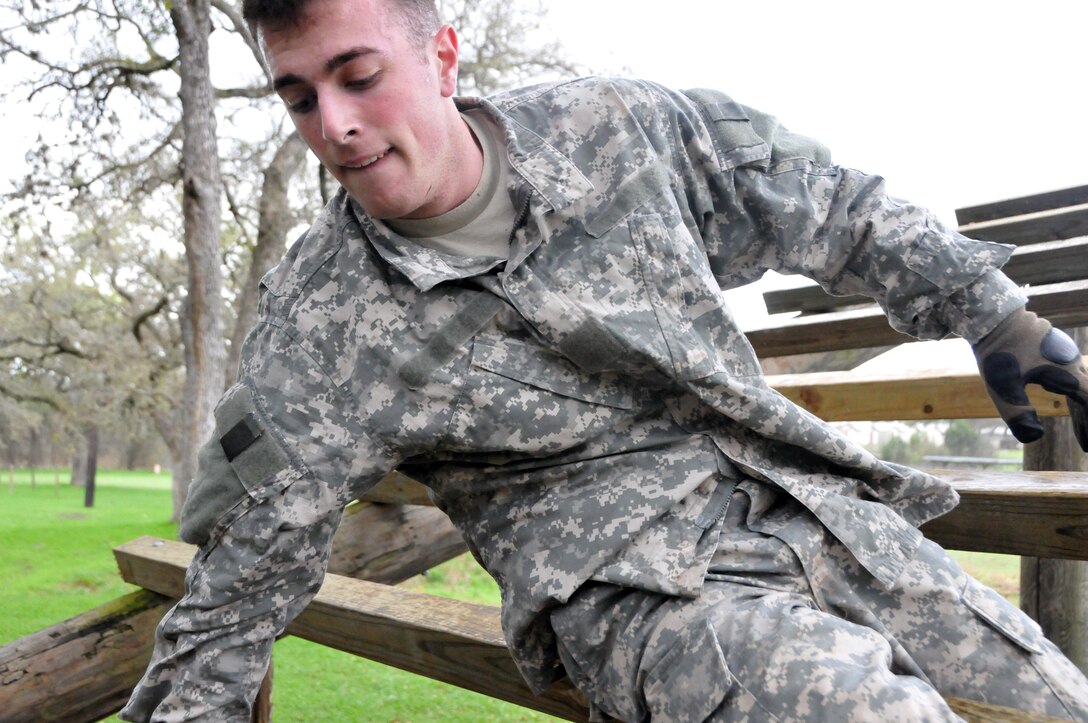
[0, 468, 1022, 721]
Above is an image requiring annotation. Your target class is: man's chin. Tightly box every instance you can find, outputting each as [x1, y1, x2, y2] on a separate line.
[346, 191, 408, 221]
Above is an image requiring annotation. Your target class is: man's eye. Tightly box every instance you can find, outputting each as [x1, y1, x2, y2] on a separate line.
[346, 72, 379, 89]
[284, 95, 316, 114]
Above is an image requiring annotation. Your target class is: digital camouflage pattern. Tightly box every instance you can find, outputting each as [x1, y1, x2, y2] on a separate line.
[122, 78, 1072, 722]
[553, 482, 1088, 721]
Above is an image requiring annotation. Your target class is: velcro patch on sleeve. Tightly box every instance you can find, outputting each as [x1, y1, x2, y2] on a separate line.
[220, 413, 263, 462]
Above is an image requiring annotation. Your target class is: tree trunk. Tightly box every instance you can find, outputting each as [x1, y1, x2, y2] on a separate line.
[225, 132, 308, 388]
[29, 427, 38, 488]
[168, 0, 227, 521]
[82, 425, 98, 509]
[1020, 326, 1088, 673]
[70, 446, 86, 488]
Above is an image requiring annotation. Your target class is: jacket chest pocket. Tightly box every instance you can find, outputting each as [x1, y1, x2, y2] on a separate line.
[626, 211, 730, 379]
[445, 335, 635, 454]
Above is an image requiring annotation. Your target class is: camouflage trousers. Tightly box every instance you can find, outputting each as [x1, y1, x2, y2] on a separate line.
[551, 481, 1088, 722]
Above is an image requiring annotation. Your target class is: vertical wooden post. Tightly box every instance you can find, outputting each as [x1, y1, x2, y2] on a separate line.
[1021, 327, 1088, 673]
[251, 657, 273, 723]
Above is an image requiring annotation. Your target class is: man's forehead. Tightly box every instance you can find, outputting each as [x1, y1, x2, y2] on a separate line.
[259, 0, 397, 80]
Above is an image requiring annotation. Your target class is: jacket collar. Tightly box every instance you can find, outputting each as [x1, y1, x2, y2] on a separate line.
[348, 94, 594, 291]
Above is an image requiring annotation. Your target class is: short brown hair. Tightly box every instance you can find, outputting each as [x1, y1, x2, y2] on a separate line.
[242, 0, 440, 50]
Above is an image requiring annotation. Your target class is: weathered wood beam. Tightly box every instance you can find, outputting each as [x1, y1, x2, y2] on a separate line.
[765, 368, 1068, 422]
[748, 279, 1088, 357]
[328, 500, 467, 583]
[919, 469, 1088, 560]
[957, 205, 1088, 246]
[355, 471, 433, 506]
[956, 185, 1088, 225]
[0, 589, 173, 723]
[114, 537, 589, 721]
[113, 537, 1070, 723]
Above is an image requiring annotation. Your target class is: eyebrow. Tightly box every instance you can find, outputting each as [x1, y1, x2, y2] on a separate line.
[272, 46, 379, 91]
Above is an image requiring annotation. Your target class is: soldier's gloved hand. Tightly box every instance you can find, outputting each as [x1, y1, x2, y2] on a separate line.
[971, 307, 1088, 450]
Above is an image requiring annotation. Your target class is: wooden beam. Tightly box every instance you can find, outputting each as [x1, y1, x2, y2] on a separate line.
[956, 185, 1088, 225]
[920, 470, 1088, 560]
[0, 589, 173, 723]
[957, 206, 1088, 246]
[113, 538, 1072, 722]
[765, 368, 1068, 422]
[748, 279, 1088, 358]
[356, 471, 434, 506]
[328, 501, 467, 583]
[762, 237, 1088, 316]
[114, 537, 589, 721]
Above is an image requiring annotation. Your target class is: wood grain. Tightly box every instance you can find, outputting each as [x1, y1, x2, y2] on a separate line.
[0, 589, 173, 723]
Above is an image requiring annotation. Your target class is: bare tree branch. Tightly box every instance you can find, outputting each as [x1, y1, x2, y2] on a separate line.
[210, 0, 270, 83]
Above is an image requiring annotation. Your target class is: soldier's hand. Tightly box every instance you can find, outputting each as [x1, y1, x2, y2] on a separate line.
[972, 307, 1088, 450]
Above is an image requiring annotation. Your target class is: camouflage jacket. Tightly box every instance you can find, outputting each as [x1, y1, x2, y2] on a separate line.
[129, 76, 1028, 716]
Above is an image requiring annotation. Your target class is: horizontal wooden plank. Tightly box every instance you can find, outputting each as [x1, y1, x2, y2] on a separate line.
[114, 537, 1071, 722]
[921, 470, 1088, 560]
[748, 279, 1088, 358]
[765, 368, 1068, 421]
[956, 185, 1088, 225]
[763, 237, 1088, 315]
[114, 537, 589, 721]
[957, 205, 1088, 246]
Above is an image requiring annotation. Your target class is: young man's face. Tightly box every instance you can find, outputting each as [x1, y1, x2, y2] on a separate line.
[262, 0, 464, 220]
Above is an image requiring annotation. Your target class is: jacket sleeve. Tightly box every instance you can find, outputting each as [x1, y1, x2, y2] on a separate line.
[681, 87, 1026, 343]
[121, 329, 397, 722]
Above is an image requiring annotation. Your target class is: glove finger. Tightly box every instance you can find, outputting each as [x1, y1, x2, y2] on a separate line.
[980, 352, 1031, 406]
[1069, 394, 1088, 453]
[1005, 409, 1045, 445]
[1027, 365, 1081, 397]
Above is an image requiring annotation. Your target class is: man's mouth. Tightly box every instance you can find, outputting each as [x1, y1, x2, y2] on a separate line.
[342, 149, 392, 169]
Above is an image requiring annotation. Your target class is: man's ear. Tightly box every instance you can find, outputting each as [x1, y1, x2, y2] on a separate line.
[434, 24, 459, 97]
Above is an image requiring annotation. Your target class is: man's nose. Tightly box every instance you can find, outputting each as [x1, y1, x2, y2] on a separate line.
[320, 95, 360, 144]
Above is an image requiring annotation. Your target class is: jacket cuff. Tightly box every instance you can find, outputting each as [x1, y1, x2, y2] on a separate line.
[937, 269, 1028, 344]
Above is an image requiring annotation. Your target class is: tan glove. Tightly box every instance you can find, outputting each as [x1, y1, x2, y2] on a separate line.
[972, 307, 1088, 450]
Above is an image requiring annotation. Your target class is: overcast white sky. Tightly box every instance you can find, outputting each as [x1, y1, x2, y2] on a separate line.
[542, 0, 1088, 224]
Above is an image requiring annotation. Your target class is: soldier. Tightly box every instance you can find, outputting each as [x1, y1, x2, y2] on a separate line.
[121, 0, 1088, 720]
